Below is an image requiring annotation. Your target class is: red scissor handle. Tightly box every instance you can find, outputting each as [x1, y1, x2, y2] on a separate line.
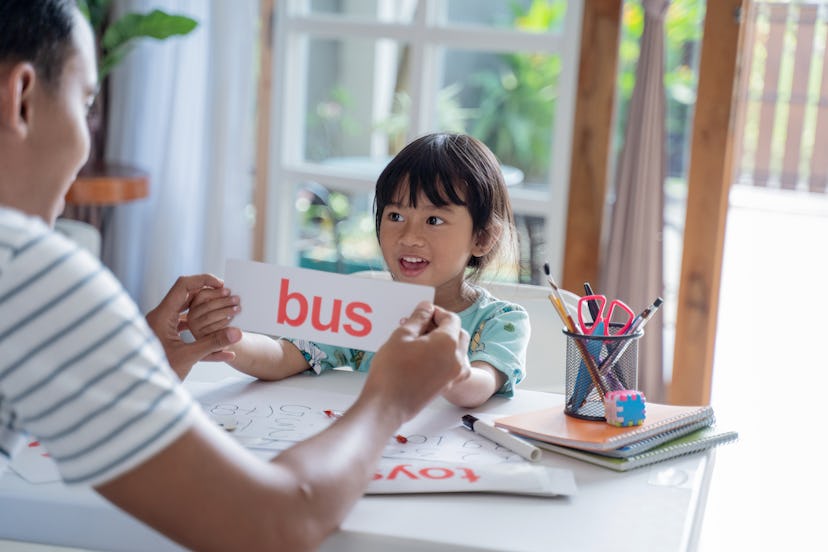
[605, 299, 634, 335]
[578, 295, 606, 334]
[577, 295, 635, 335]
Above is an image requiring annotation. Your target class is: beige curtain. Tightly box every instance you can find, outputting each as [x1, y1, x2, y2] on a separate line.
[601, 0, 669, 402]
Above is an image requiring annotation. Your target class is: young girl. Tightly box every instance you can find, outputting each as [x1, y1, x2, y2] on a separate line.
[189, 133, 529, 408]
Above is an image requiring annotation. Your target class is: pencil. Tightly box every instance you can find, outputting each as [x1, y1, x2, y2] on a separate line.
[542, 263, 607, 399]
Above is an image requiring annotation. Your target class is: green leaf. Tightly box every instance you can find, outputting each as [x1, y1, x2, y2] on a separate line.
[101, 10, 198, 53]
[98, 45, 132, 80]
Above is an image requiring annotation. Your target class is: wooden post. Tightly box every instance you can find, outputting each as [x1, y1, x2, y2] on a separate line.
[252, 0, 276, 262]
[669, 0, 749, 405]
[561, 0, 622, 292]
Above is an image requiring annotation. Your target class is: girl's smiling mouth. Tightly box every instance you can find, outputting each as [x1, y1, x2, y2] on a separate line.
[398, 256, 429, 276]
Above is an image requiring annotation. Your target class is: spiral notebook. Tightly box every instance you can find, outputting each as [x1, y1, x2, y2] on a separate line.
[529, 426, 738, 472]
[494, 403, 715, 453]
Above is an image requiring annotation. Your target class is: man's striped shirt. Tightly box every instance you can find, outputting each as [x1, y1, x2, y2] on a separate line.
[0, 207, 196, 486]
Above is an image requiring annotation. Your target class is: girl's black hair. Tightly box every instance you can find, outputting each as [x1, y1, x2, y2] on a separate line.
[0, 0, 77, 90]
[374, 133, 516, 280]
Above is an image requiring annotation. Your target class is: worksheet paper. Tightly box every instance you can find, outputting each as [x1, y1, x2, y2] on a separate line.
[193, 378, 522, 464]
[191, 378, 577, 497]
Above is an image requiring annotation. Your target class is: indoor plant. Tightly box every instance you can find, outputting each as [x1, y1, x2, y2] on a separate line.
[77, 0, 198, 166]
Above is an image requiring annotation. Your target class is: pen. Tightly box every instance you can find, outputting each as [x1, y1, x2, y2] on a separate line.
[461, 414, 541, 462]
[600, 296, 664, 377]
[625, 297, 664, 336]
[324, 409, 408, 444]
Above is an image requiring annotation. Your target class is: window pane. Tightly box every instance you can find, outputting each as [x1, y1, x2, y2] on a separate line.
[440, 48, 562, 186]
[296, 181, 383, 272]
[273, 1, 581, 281]
[303, 36, 406, 164]
[440, 0, 568, 34]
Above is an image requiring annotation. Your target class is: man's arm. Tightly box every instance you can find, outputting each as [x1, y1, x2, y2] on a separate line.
[97, 303, 468, 552]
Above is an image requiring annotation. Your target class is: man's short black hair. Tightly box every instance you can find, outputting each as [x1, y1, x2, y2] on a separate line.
[0, 0, 78, 87]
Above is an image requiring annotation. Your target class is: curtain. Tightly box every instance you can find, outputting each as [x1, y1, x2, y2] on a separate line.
[601, 0, 669, 402]
[103, 0, 257, 312]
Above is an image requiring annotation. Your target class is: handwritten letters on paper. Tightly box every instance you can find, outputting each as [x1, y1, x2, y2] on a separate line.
[195, 378, 524, 465]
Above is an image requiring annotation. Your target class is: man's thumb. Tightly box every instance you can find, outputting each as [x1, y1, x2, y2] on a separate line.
[187, 327, 242, 361]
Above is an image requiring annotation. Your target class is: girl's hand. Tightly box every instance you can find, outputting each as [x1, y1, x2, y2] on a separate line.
[186, 286, 241, 339]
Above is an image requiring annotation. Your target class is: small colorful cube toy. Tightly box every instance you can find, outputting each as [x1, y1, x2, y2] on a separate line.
[603, 390, 646, 427]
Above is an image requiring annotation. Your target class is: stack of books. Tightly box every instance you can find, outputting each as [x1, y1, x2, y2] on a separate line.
[494, 403, 737, 472]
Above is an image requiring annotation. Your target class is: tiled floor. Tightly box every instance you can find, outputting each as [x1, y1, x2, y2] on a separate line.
[695, 185, 828, 551]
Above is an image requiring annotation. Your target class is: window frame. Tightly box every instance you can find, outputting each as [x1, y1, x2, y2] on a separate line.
[261, 0, 584, 277]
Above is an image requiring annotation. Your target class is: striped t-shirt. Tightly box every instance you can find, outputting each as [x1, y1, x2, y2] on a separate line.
[0, 207, 196, 486]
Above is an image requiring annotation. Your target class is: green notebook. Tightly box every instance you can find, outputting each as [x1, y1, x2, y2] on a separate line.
[573, 416, 717, 459]
[533, 427, 738, 472]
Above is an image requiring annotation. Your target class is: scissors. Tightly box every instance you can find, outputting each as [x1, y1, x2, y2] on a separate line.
[577, 295, 634, 336]
[568, 294, 634, 411]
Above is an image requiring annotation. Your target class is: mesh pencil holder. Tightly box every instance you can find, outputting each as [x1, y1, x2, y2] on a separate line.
[563, 324, 643, 421]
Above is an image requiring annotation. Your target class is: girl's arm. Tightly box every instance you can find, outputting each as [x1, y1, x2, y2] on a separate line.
[441, 361, 506, 408]
[225, 333, 310, 380]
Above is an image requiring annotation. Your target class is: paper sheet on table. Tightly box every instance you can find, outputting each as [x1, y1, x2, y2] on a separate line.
[191, 378, 577, 496]
[7, 438, 61, 484]
[192, 378, 530, 465]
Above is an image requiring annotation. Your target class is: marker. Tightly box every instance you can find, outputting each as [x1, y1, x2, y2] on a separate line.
[325, 409, 408, 444]
[461, 414, 541, 462]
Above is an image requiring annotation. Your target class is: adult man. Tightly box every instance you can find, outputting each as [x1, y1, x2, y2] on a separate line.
[0, 1, 469, 550]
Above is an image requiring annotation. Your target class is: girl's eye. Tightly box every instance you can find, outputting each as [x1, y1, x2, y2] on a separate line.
[388, 212, 403, 222]
[426, 216, 444, 226]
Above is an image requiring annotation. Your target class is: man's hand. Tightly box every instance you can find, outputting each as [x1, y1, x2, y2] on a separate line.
[365, 302, 470, 424]
[145, 274, 242, 380]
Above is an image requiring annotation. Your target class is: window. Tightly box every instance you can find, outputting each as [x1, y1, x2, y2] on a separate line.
[264, 0, 583, 283]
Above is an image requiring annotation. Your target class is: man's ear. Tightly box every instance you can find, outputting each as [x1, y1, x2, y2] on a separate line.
[472, 224, 502, 257]
[0, 62, 36, 136]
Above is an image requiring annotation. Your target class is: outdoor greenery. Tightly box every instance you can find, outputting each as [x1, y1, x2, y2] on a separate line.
[298, 0, 705, 273]
[473, 0, 703, 182]
[469, 0, 566, 181]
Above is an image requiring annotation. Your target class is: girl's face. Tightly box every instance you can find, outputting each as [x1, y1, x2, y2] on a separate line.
[378, 182, 491, 311]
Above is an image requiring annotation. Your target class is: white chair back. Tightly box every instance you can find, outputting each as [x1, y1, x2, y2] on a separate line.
[349, 270, 581, 393]
[476, 280, 580, 393]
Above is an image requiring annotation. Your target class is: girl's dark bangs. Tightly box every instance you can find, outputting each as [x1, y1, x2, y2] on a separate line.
[404, 161, 466, 207]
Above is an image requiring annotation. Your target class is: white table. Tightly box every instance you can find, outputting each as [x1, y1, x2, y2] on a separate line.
[0, 366, 714, 552]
